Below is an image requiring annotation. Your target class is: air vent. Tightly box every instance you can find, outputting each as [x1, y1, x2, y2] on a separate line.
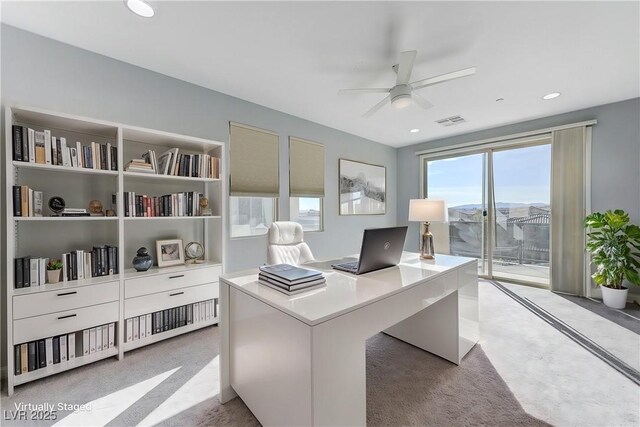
[435, 115, 467, 126]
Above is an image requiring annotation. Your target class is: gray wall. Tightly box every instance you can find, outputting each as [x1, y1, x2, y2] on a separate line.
[0, 24, 397, 275]
[396, 97, 640, 253]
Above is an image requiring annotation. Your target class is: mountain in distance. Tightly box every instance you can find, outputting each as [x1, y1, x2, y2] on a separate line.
[451, 202, 549, 209]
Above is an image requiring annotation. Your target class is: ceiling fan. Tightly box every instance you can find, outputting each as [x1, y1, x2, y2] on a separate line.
[339, 50, 476, 117]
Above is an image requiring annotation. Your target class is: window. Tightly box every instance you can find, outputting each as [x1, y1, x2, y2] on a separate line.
[230, 197, 276, 238]
[290, 197, 323, 232]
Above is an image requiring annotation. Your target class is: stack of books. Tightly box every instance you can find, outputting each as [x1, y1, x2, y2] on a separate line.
[125, 158, 155, 174]
[258, 264, 326, 295]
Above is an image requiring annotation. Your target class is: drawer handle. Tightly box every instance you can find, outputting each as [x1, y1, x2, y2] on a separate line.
[169, 292, 185, 297]
[57, 291, 78, 297]
[57, 314, 77, 320]
[169, 275, 185, 279]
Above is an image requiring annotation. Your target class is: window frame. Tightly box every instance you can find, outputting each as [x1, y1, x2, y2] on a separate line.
[228, 196, 279, 239]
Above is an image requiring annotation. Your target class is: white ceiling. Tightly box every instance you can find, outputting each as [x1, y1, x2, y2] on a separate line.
[2, 1, 639, 147]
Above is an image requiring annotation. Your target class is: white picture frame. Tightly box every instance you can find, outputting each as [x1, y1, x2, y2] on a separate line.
[156, 239, 185, 267]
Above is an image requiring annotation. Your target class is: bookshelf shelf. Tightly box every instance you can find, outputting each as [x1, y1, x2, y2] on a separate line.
[13, 347, 119, 386]
[5, 105, 226, 395]
[14, 216, 119, 221]
[123, 215, 221, 221]
[123, 171, 221, 182]
[12, 161, 118, 176]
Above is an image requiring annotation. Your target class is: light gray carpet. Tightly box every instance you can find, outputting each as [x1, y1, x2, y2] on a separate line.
[2, 327, 547, 426]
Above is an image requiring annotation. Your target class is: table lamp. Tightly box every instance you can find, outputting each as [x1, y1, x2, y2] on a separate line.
[408, 199, 446, 259]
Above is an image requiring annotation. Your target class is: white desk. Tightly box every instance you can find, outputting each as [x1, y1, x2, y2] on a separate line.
[219, 252, 479, 426]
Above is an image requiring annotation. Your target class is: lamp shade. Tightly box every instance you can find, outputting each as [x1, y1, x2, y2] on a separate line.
[408, 199, 447, 222]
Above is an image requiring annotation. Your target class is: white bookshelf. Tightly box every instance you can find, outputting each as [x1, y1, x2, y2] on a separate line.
[4, 105, 226, 395]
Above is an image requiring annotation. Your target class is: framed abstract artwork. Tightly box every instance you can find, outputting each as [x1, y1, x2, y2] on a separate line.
[339, 159, 386, 215]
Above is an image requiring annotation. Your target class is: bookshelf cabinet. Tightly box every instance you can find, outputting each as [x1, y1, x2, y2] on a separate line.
[4, 105, 226, 395]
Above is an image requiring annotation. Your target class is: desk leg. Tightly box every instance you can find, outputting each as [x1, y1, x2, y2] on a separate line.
[312, 323, 367, 427]
[219, 280, 237, 403]
[384, 290, 461, 364]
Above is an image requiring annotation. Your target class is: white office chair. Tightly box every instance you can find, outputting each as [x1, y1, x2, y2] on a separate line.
[267, 221, 315, 265]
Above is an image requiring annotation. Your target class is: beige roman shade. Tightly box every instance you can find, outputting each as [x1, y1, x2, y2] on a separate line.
[229, 122, 279, 197]
[289, 137, 325, 197]
[550, 126, 587, 295]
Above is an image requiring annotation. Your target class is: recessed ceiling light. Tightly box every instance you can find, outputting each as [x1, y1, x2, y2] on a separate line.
[410, 129, 420, 133]
[125, 0, 154, 18]
[543, 92, 561, 100]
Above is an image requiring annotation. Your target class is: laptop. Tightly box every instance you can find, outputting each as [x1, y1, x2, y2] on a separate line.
[332, 226, 408, 275]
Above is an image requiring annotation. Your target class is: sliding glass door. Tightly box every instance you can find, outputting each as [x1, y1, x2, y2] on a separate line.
[423, 141, 551, 286]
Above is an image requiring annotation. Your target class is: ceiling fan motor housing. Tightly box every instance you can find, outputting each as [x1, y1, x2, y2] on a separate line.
[390, 84, 412, 108]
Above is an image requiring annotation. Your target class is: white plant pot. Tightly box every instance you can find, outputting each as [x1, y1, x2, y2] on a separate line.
[601, 286, 628, 309]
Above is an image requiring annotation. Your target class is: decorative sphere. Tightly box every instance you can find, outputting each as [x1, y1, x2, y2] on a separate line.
[89, 200, 103, 214]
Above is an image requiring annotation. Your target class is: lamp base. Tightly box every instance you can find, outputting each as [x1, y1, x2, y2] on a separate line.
[420, 222, 436, 259]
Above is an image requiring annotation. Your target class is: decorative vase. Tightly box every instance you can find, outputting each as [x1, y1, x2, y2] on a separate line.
[133, 247, 153, 272]
[601, 285, 628, 309]
[47, 269, 61, 284]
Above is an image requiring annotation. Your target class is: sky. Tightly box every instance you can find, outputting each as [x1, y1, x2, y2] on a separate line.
[426, 144, 551, 208]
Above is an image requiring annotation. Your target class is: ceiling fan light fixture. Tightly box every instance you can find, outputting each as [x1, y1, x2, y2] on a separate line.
[543, 92, 561, 100]
[391, 94, 412, 109]
[125, 0, 154, 18]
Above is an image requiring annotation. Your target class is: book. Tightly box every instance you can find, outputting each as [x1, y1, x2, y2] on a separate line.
[60, 335, 68, 362]
[21, 343, 28, 373]
[133, 317, 140, 340]
[44, 130, 52, 165]
[29, 258, 39, 286]
[102, 325, 109, 350]
[12, 185, 21, 216]
[52, 336, 60, 364]
[15, 258, 23, 289]
[76, 141, 83, 168]
[140, 315, 146, 339]
[28, 341, 37, 371]
[38, 339, 47, 368]
[12, 125, 23, 161]
[14, 345, 21, 375]
[108, 323, 115, 348]
[56, 137, 63, 165]
[258, 273, 326, 291]
[259, 264, 323, 284]
[22, 256, 30, 288]
[52, 136, 58, 165]
[96, 326, 103, 352]
[76, 331, 83, 357]
[45, 337, 54, 366]
[61, 137, 70, 167]
[39, 258, 48, 286]
[89, 328, 96, 354]
[145, 314, 152, 337]
[259, 280, 326, 295]
[33, 191, 43, 217]
[20, 185, 29, 217]
[111, 145, 118, 171]
[28, 128, 35, 163]
[83, 329, 90, 356]
[28, 188, 34, 216]
[126, 318, 133, 342]
[68, 333, 76, 360]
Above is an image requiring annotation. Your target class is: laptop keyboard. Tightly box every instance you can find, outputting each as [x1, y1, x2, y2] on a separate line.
[335, 261, 358, 270]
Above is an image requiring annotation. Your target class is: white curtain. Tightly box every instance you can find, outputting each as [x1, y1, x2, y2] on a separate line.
[550, 126, 588, 295]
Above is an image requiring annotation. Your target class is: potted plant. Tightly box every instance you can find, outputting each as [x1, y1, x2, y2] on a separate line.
[47, 259, 63, 284]
[584, 209, 640, 309]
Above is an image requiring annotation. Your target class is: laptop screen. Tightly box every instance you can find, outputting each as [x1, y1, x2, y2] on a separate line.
[356, 226, 408, 274]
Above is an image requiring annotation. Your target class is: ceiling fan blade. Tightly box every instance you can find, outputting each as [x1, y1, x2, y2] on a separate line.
[396, 50, 417, 85]
[338, 88, 390, 95]
[412, 92, 434, 110]
[411, 67, 476, 91]
[362, 95, 390, 118]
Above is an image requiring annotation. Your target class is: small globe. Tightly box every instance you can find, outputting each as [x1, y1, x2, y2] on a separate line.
[185, 242, 204, 262]
[89, 200, 103, 214]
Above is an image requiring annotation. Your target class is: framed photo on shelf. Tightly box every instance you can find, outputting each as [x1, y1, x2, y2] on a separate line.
[156, 239, 185, 267]
[339, 158, 386, 215]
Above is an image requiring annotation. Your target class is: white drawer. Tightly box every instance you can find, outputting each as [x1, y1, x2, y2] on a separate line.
[13, 281, 119, 320]
[124, 282, 218, 318]
[13, 301, 119, 344]
[125, 266, 221, 299]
